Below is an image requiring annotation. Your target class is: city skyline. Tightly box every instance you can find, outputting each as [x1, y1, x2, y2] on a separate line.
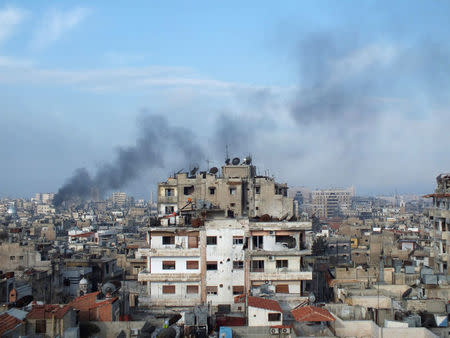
[2, 1, 450, 198]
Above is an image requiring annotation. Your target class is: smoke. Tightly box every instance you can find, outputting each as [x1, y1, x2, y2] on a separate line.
[53, 113, 204, 206]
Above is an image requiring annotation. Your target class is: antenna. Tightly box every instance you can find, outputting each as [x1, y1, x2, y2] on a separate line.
[225, 145, 230, 165]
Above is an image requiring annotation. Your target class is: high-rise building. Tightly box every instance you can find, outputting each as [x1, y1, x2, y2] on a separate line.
[310, 187, 355, 218]
[112, 192, 127, 207]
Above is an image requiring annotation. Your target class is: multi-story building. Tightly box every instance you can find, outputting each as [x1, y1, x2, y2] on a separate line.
[137, 218, 312, 310]
[310, 187, 355, 218]
[112, 192, 127, 207]
[157, 158, 294, 219]
[424, 173, 450, 273]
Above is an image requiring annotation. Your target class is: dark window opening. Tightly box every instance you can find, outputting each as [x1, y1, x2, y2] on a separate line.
[165, 206, 175, 214]
[233, 260, 244, 269]
[252, 236, 263, 249]
[251, 260, 264, 272]
[233, 236, 243, 245]
[255, 186, 260, 194]
[163, 261, 176, 270]
[276, 260, 288, 268]
[275, 235, 296, 249]
[207, 236, 217, 245]
[227, 210, 235, 218]
[162, 236, 175, 245]
[209, 187, 216, 195]
[206, 286, 217, 295]
[165, 189, 174, 197]
[229, 188, 236, 195]
[268, 313, 281, 321]
[207, 261, 218, 270]
[184, 186, 195, 195]
[36, 320, 46, 333]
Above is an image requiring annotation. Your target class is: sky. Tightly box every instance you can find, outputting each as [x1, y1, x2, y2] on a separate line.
[1, 1, 450, 199]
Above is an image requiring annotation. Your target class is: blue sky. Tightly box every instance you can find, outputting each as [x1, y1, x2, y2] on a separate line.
[1, 1, 450, 199]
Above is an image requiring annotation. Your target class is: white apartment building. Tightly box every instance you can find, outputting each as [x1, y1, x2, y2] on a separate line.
[310, 187, 355, 218]
[137, 218, 312, 310]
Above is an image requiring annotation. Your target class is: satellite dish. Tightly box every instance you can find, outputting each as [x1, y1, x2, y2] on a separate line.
[190, 166, 199, 176]
[225, 158, 231, 165]
[232, 157, 240, 165]
[402, 287, 413, 299]
[308, 292, 316, 304]
[243, 156, 252, 165]
[209, 167, 218, 174]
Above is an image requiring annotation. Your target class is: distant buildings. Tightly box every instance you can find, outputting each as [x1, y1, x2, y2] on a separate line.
[310, 187, 355, 218]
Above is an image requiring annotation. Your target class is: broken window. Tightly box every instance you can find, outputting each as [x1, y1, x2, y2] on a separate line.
[162, 236, 175, 245]
[184, 186, 195, 195]
[268, 313, 281, 321]
[162, 285, 175, 294]
[186, 260, 199, 269]
[229, 188, 236, 195]
[209, 187, 216, 195]
[233, 236, 243, 245]
[275, 235, 296, 249]
[165, 189, 174, 197]
[207, 236, 217, 245]
[251, 260, 264, 272]
[206, 286, 218, 295]
[165, 206, 175, 214]
[207, 261, 218, 270]
[252, 236, 264, 249]
[162, 261, 176, 270]
[276, 260, 288, 268]
[233, 261, 244, 269]
[186, 285, 198, 294]
[232, 286, 244, 295]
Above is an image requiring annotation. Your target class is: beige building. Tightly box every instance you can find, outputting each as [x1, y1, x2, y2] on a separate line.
[310, 187, 355, 218]
[157, 160, 294, 219]
[424, 173, 450, 273]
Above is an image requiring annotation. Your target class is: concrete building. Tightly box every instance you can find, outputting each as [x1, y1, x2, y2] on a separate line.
[424, 173, 450, 274]
[157, 158, 294, 219]
[112, 192, 127, 207]
[310, 187, 355, 218]
[137, 218, 312, 310]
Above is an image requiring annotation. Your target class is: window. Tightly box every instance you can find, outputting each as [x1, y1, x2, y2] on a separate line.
[255, 186, 260, 194]
[233, 261, 244, 269]
[165, 206, 174, 214]
[232, 286, 244, 295]
[9, 256, 15, 260]
[229, 188, 236, 195]
[251, 260, 264, 272]
[275, 284, 289, 293]
[165, 189, 174, 197]
[19, 256, 24, 260]
[162, 236, 175, 245]
[268, 313, 281, 321]
[230, 203, 235, 207]
[207, 236, 217, 245]
[36, 319, 46, 333]
[207, 261, 218, 270]
[206, 286, 218, 295]
[162, 261, 176, 270]
[209, 187, 216, 195]
[186, 260, 199, 269]
[186, 285, 199, 294]
[162, 285, 175, 294]
[184, 186, 194, 195]
[276, 260, 288, 268]
[233, 236, 243, 245]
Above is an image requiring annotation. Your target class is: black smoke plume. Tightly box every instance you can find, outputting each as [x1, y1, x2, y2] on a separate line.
[53, 114, 203, 206]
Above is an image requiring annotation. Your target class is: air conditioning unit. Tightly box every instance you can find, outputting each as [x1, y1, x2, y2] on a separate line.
[281, 327, 291, 334]
[269, 327, 279, 335]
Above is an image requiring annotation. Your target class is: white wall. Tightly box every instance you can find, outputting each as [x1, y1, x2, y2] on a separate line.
[150, 256, 200, 274]
[248, 307, 282, 327]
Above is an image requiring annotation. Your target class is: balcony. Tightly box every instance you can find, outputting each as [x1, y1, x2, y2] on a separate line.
[158, 195, 177, 204]
[249, 270, 312, 281]
[138, 270, 201, 282]
[140, 247, 200, 257]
